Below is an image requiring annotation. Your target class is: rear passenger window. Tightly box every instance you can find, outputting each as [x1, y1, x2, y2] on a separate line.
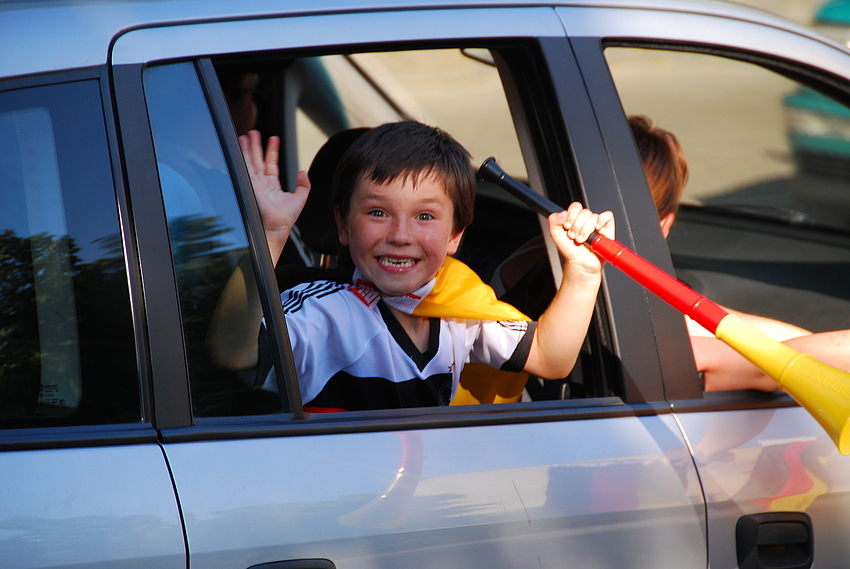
[605, 47, 850, 335]
[0, 80, 139, 428]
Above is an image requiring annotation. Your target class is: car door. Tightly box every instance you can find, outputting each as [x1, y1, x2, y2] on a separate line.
[0, 70, 185, 568]
[113, 5, 707, 568]
[561, 4, 850, 568]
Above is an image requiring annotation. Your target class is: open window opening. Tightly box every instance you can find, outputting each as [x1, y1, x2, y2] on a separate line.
[156, 43, 622, 417]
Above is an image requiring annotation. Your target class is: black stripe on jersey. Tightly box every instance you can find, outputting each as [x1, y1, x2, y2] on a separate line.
[377, 300, 440, 371]
[282, 280, 347, 314]
[501, 321, 537, 373]
[497, 320, 530, 332]
[305, 371, 453, 411]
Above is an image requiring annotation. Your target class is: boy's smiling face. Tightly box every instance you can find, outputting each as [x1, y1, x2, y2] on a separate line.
[337, 173, 463, 297]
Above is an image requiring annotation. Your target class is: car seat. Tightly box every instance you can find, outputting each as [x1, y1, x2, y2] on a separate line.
[275, 128, 370, 290]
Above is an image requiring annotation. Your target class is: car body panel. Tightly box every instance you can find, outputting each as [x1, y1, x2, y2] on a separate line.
[164, 415, 705, 568]
[559, 5, 850, 72]
[676, 404, 850, 569]
[0, 444, 185, 569]
[111, 7, 567, 66]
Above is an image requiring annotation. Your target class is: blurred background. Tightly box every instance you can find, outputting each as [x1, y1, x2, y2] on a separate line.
[741, 0, 827, 25]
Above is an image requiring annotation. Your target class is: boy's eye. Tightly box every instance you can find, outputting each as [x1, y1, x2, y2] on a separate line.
[368, 209, 386, 217]
[416, 212, 434, 221]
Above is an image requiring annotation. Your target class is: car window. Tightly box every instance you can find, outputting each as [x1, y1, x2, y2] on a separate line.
[605, 46, 850, 335]
[0, 79, 139, 428]
[293, 49, 528, 184]
[208, 44, 618, 410]
[145, 62, 284, 418]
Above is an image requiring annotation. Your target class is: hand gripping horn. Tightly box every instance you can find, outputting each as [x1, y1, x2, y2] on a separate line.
[478, 157, 850, 454]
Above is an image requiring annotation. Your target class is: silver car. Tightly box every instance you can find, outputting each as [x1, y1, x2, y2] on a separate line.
[3, 1, 850, 568]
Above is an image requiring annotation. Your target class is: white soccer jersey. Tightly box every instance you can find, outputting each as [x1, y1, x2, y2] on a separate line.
[280, 279, 535, 412]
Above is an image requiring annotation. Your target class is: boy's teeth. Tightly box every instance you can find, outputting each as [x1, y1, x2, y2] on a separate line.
[380, 257, 415, 267]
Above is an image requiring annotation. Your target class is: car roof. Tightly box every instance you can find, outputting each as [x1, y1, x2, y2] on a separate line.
[0, 0, 829, 80]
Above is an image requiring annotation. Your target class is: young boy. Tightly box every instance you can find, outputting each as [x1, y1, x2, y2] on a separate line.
[209, 121, 614, 411]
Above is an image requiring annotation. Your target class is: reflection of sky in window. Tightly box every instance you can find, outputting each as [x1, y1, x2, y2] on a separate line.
[145, 63, 248, 254]
[0, 81, 123, 264]
[0, 108, 68, 241]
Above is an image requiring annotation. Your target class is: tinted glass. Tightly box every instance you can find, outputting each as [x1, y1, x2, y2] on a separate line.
[0, 80, 139, 427]
[145, 62, 283, 417]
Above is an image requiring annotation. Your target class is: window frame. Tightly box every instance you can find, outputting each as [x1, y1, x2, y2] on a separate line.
[113, 62, 193, 431]
[163, 42, 648, 442]
[0, 66, 154, 450]
[578, 34, 850, 408]
[111, 9, 673, 441]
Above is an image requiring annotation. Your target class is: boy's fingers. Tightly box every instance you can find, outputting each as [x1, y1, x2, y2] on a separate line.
[596, 211, 616, 238]
[566, 209, 595, 240]
[248, 130, 265, 170]
[295, 170, 311, 193]
[562, 202, 584, 228]
[574, 213, 599, 242]
[552, 205, 615, 244]
[264, 135, 280, 177]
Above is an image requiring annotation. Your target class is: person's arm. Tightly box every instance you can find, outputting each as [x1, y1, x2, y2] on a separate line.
[687, 308, 811, 341]
[207, 130, 310, 370]
[523, 202, 614, 379]
[697, 329, 850, 392]
[724, 308, 811, 341]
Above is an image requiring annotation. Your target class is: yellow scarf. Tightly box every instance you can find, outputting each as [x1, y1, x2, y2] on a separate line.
[357, 256, 530, 322]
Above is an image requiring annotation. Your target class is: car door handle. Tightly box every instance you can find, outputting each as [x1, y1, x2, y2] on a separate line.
[736, 512, 813, 569]
[249, 560, 336, 569]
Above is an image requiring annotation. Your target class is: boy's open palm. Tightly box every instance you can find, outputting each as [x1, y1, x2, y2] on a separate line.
[240, 130, 311, 256]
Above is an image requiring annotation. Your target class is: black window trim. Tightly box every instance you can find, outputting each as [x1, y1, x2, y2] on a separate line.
[569, 36, 704, 402]
[102, 64, 154, 425]
[161, 397, 670, 444]
[536, 35, 672, 403]
[113, 62, 193, 430]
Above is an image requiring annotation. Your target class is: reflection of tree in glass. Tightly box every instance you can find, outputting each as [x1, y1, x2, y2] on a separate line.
[166, 215, 281, 416]
[0, 230, 138, 426]
[0, 230, 42, 416]
[167, 214, 236, 298]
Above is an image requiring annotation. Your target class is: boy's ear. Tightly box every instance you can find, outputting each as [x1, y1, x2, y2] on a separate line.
[334, 207, 350, 246]
[447, 229, 464, 256]
[659, 212, 676, 239]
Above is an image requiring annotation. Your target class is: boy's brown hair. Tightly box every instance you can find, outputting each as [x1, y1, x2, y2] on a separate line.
[332, 121, 476, 233]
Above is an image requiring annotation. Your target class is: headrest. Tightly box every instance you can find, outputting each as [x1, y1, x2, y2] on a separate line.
[299, 128, 370, 255]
